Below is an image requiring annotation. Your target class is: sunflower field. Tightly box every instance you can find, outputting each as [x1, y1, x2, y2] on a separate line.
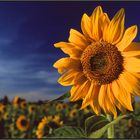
[0, 4, 140, 139]
[0, 95, 140, 139]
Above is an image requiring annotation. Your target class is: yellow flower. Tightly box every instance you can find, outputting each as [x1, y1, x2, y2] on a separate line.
[54, 6, 140, 118]
[56, 103, 63, 111]
[84, 106, 93, 114]
[16, 115, 30, 131]
[69, 109, 78, 118]
[36, 115, 63, 138]
[20, 101, 27, 109]
[36, 116, 49, 139]
[52, 115, 63, 125]
[0, 103, 5, 113]
[3, 112, 9, 120]
[12, 96, 21, 108]
[62, 103, 68, 109]
[28, 105, 36, 113]
[36, 130, 44, 139]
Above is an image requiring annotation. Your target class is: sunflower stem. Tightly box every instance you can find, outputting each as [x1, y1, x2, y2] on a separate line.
[107, 114, 115, 138]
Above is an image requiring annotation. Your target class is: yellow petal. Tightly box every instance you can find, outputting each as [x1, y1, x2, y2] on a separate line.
[122, 72, 140, 96]
[58, 70, 79, 86]
[91, 6, 103, 41]
[117, 25, 138, 51]
[81, 82, 98, 109]
[54, 42, 82, 59]
[131, 72, 140, 79]
[111, 80, 133, 111]
[117, 80, 133, 111]
[119, 72, 140, 97]
[124, 57, 140, 72]
[68, 29, 90, 50]
[118, 73, 133, 93]
[81, 13, 93, 40]
[90, 101, 100, 115]
[89, 85, 101, 115]
[98, 85, 108, 113]
[53, 57, 81, 74]
[73, 72, 87, 85]
[104, 8, 125, 44]
[70, 80, 90, 101]
[108, 84, 126, 114]
[100, 13, 110, 36]
[124, 42, 140, 52]
[105, 85, 117, 118]
[122, 51, 140, 57]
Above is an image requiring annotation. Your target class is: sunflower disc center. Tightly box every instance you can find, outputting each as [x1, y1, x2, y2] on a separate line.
[90, 53, 107, 72]
[21, 119, 28, 126]
[81, 41, 123, 85]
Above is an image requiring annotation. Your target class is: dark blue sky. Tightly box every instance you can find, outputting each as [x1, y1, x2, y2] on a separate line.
[0, 1, 140, 101]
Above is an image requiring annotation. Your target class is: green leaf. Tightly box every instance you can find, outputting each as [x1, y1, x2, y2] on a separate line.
[88, 115, 127, 138]
[53, 126, 85, 138]
[50, 91, 70, 102]
[85, 115, 109, 136]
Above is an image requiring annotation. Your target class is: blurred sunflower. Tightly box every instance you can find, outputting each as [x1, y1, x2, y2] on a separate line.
[54, 6, 140, 118]
[3, 112, 9, 120]
[84, 106, 93, 114]
[16, 115, 30, 132]
[36, 115, 63, 138]
[20, 101, 27, 109]
[36, 117, 48, 139]
[28, 105, 36, 113]
[62, 103, 68, 110]
[69, 109, 78, 118]
[0, 103, 5, 113]
[52, 115, 63, 126]
[56, 103, 63, 112]
[12, 96, 21, 108]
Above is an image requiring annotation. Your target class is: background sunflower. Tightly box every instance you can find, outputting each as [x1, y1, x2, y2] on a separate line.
[16, 115, 30, 132]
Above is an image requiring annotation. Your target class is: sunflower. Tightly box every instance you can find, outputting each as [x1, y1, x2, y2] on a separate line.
[62, 103, 68, 109]
[20, 101, 27, 109]
[53, 6, 140, 118]
[0, 103, 5, 113]
[3, 112, 9, 120]
[36, 115, 63, 138]
[28, 105, 36, 113]
[12, 96, 21, 108]
[56, 103, 63, 112]
[52, 115, 63, 126]
[69, 108, 78, 118]
[16, 115, 30, 131]
[84, 106, 93, 114]
[36, 117, 48, 139]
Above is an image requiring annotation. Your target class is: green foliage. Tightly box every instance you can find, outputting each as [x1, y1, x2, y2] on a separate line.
[85, 115, 109, 137]
[0, 94, 140, 138]
[88, 115, 127, 138]
[53, 126, 85, 138]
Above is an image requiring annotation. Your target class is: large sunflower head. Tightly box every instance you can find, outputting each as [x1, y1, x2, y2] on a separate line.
[16, 115, 30, 132]
[54, 6, 140, 118]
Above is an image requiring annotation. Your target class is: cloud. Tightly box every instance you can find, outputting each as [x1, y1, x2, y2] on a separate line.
[4, 86, 70, 102]
[0, 5, 70, 101]
[0, 54, 69, 101]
